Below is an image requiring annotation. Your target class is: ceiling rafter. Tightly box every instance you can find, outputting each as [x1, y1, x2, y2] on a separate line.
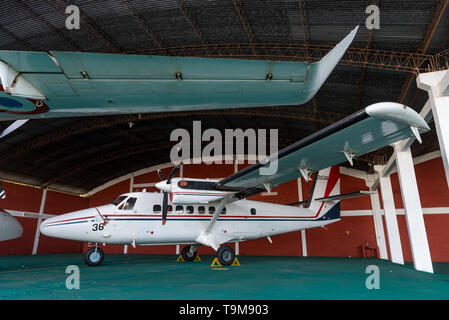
[122, 0, 166, 50]
[0, 25, 41, 51]
[48, 0, 124, 52]
[298, 0, 310, 59]
[0, 108, 348, 164]
[42, 135, 307, 188]
[298, 0, 319, 128]
[134, 43, 441, 73]
[42, 140, 172, 187]
[397, 0, 448, 104]
[354, 0, 378, 112]
[18, 0, 84, 51]
[177, 0, 209, 47]
[232, 0, 257, 55]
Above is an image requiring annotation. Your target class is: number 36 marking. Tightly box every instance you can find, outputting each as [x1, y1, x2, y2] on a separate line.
[92, 223, 104, 231]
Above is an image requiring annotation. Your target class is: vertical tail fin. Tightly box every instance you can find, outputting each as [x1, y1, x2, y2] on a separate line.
[307, 165, 341, 220]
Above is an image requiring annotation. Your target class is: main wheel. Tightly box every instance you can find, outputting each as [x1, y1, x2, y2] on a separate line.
[216, 245, 235, 266]
[84, 247, 104, 266]
[181, 245, 197, 261]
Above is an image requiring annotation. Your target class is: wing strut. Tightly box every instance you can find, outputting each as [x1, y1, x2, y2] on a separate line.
[196, 196, 232, 250]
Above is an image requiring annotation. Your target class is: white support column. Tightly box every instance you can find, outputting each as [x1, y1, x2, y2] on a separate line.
[235, 241, 239, 255]
[367, 186, 388, 260]
[32, 188, 47, 255]
[297, 178, 307, 256]
[394, 143, 433, 273]
[374, 165, 404, 265]
[417, 70, 449, 188]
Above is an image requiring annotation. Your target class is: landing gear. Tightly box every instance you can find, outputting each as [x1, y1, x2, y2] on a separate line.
[181, 245, 198, 261]
[84, 246, 104, 266]
[216, 245, 235, 266]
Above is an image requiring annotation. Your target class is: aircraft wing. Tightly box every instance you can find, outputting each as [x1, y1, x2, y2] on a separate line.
[215, 102, 430, 198]
[0, 27, 358, 121]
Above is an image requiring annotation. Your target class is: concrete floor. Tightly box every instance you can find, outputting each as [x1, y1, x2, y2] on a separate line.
[1, 254, 449, 300]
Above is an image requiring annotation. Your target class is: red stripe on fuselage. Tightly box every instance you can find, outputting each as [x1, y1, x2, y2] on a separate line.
[45, 215, 95, 225]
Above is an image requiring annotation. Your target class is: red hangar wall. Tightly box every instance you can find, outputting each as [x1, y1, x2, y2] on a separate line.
[1, 151, 448, 262]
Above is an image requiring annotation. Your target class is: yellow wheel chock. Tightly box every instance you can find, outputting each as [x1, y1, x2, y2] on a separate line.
[210, 256, 241, 267]
[176, 254, 201, 262]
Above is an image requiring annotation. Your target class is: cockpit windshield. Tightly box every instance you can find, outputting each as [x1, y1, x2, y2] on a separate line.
[111, 195, 127, 206]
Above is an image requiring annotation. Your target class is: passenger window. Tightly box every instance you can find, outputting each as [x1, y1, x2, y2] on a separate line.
[153, 205, 161, 213]
[198, 206, 206, 214]
[122, 197, 137, 210]
[221, 207, 226, 215]
[251, 208, 256, 215]
[168, 205, 173, 213]
[176, 205, 184, 214]
[186, 206, 194, 214]
[209, 207, 215, 215]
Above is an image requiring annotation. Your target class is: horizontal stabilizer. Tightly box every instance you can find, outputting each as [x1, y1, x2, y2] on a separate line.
[314, 190, 375, 202]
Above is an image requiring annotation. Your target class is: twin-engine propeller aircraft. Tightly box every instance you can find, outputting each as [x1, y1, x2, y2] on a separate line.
[40, 101, 430, 266]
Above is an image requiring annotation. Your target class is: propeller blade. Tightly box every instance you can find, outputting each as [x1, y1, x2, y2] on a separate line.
[0, 183, 5, 199]
[162, 192, 168, 225]
[0, 119, 29, 140]
[157, 169, 165, 181]
[167, 166, 179, 183]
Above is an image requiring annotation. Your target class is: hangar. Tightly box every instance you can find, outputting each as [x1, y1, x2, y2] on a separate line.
[0, 0, 449, 300]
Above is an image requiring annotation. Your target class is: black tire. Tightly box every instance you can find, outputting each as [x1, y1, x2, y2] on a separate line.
[181, 245, 197, 261]
[84, 247, 104, 266]
[216, 245, 235, 266]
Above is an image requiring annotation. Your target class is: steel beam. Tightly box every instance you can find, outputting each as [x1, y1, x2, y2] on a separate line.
[42, 141, 172, 187]
[122, 0, 166, 50]
[0, 108, 346, 164]
[232, 0, 257, 55]
[177, 0, 208, 47]
[397, 0, 448, 104]
[134, 43, 439, 74]
[20, 0, 84, 51]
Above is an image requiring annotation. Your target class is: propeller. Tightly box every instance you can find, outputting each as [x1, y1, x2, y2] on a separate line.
[0, 183, 5, 199]
[157, 166, 179, 225]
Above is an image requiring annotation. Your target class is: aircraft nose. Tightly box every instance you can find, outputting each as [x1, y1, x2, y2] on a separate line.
[39, 209, 95, 238]
[155, 181, 171, 192]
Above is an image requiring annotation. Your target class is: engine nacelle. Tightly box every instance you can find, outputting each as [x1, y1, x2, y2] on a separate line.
[171, 190, 232, 204]
[164, 178, 235, 204]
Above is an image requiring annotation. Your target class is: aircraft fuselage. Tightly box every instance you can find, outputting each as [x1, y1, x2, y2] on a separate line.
[40, 192, 338, 246]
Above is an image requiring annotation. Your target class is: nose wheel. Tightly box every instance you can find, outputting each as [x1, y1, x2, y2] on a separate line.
[84, 246, 104, 266]
[181, 245, 198, 261]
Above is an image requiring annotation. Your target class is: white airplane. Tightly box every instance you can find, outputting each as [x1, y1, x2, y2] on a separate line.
[40, 166, 345, 266]
[0, 183, 23, 241]
[39, 102, 430, 266]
